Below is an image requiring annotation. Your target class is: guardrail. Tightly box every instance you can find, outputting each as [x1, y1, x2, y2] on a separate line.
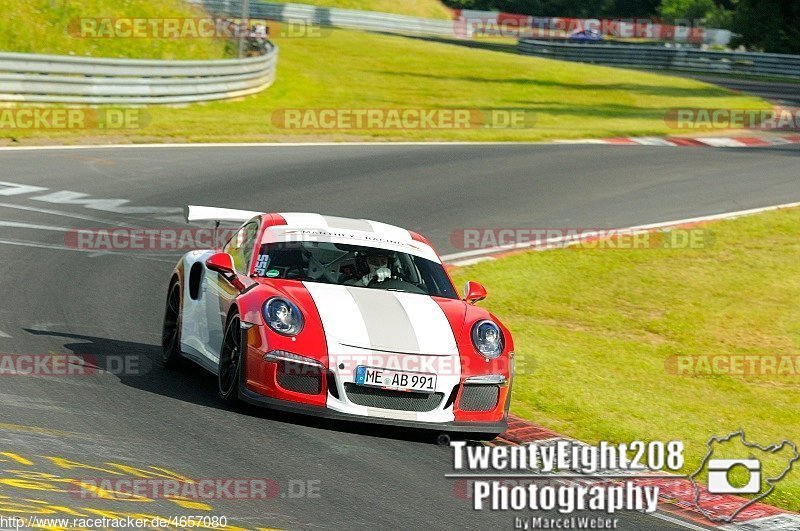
[517, 39, 800, 79]
[195, 0, 460, 37]
[0, 46, 278, 104]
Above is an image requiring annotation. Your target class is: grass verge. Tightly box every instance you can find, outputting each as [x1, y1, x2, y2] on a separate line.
[0, 0, 229, 59]
[265, 0, 453, 19]
[1, 27, 768, 145]
[449, 208, 800, 511]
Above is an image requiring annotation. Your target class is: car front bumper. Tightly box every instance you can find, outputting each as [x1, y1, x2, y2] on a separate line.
[238, 383, 508, 434]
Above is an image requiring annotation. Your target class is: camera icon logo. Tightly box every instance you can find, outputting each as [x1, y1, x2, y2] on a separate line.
[706, 458, 761, 494]
[689, 430, 799, 523]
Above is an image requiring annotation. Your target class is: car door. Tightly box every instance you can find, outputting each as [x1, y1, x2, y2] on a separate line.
[203, 220, 261, 364]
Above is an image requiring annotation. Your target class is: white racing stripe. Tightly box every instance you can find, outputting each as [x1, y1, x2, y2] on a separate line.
[320, 215, 373, 233]
[304, 283, 457, 355]
[349, 288, 420, 353]
[277, 213, 417, 247]
[305, 282, 459, 422]
[366, 220, 413, 242]
[304, 283, 370, 354]
[393, 291, 457, 355]
[280, 212, 329, 228]
[262, 225, 440, 262]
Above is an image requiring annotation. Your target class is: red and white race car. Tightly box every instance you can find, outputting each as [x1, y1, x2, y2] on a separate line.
[162, 206, 513, 438]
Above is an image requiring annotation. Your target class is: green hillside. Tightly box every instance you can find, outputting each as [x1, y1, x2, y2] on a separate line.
[0, 0, 229, 59]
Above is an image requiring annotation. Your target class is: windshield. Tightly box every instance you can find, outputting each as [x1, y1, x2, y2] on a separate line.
[253, 242, 458, 299]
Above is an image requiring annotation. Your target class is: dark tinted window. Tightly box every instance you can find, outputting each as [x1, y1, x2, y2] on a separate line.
[254, 242, 458, 299]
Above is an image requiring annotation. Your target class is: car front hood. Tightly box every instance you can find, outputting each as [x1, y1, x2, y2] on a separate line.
[301, 282, 458, 356]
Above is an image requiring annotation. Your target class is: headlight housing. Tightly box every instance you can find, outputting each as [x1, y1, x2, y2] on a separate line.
[262, 298, 304, 336]
[471, 320, 503, 359]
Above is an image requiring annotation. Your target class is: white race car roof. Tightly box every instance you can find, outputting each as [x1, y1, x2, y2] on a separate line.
[265, 212, 440, 263]
[184, 206, 440, 263]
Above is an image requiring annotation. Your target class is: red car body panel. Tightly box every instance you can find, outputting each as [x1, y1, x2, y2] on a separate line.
[170, 211, 513, 434]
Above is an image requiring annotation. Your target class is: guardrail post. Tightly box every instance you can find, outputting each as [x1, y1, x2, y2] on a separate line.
[238, 0, 250, 58]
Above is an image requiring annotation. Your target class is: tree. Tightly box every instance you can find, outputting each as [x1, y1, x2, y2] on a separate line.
[441, 0, 661, 18]
[731, 0, 800, 53]
[658, 0, 716, 20]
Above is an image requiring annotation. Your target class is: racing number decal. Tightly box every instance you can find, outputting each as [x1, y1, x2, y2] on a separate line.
[254, 254, 270, 276]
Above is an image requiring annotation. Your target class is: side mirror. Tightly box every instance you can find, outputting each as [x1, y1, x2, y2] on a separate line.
[464, 281, 487, 305]
[206, 252, 236, 276]
[206, 252, 249, 291]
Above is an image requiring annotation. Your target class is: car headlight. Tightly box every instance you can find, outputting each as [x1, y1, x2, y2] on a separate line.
[262, 298, 304, 336]
[471, 320, 503, 359]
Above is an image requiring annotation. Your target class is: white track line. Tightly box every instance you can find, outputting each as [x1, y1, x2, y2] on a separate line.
[0, 137, 793, 151]
[0, 238, 173, 262]
[0, 141, 534, 151]
[442, 200, 800, 264]
[630, 137, 679, 146]
[551, 139, 608, 144]
[0, 138, 795, 152]
[0, 220, 71, 231]
[648, 511, 712, 530]
[0, 202, 138, 227]
[721, 514, 800, 530]
[696, 137, 751, 148]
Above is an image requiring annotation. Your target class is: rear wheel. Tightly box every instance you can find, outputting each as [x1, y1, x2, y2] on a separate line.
[161, 280, 184, 369]
[218, 312, 242, 403]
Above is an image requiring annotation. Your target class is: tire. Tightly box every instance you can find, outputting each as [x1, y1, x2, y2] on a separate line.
[218, 312, 242, 403]
[470, 432, 502, 441]
[161, 279, 184, 369]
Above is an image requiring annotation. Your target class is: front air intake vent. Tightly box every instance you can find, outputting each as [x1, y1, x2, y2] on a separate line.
[344, 384, 443, 412]
[276, 361, 322, 395]
[458, 385, 499, 412]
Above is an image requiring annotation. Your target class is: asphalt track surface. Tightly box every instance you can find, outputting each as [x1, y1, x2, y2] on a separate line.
[681, 74, 800, 106]
[1, 143, 798, 530]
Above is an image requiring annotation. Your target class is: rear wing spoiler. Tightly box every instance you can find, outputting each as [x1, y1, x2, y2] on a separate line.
[184, 205, 262, 224]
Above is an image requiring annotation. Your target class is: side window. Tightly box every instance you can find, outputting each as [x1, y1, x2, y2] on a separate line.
[224, 221, 259, 273]
[240, 222, 259, 271]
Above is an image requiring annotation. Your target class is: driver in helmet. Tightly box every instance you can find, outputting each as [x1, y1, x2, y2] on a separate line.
[360, 252, 392, 286]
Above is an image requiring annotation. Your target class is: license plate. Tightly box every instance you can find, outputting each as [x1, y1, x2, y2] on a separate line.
[355, 366, 436, 393]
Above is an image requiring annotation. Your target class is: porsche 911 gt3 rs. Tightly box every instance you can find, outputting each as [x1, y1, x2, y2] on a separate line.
[162, 206, 514, 438]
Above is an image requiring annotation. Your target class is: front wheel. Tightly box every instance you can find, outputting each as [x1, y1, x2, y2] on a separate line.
[218, 312, 242, 403]
[161, 280, 184, 369]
